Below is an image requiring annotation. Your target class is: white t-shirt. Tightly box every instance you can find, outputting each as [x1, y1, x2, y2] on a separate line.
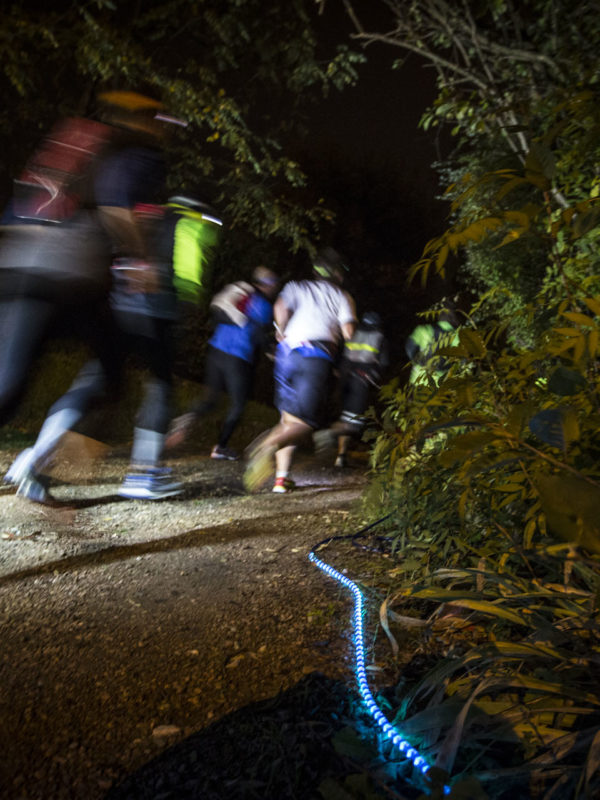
[278, 279, 356, 348]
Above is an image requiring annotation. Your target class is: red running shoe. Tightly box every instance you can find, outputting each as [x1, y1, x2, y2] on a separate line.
[272, 477, 295, 494]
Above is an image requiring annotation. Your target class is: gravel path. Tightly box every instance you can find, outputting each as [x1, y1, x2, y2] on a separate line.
[0, 441, 370, 799]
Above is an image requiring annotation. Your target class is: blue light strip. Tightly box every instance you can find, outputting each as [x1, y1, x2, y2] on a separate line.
[308, 550, 451, 795]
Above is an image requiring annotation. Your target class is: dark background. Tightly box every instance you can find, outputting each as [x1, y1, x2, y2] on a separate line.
[293, 18, 454, 379]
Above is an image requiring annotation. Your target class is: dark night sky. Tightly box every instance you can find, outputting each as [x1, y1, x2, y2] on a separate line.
[293, 9, 453, 363]
[310, 2, 445, 197]
[308, 48, 447, 246]
[312, 43, 442, 191]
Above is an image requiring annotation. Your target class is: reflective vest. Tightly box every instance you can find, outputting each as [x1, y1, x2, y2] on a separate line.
[407, 320, 457, 385]
[168, 202, 222, 305]
[344, 328, 385, 365]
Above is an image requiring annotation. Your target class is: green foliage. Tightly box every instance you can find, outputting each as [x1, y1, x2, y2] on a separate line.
[410, 82, 600, 345]
[370, 285, 600, 560]
[394, 548, 600, 798]
[364, 285, 600, 794]
[426, 150, 550, 345]
[347, 6, 600, 788]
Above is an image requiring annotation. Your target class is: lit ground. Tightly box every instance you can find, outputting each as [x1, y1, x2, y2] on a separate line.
[0, 440, 377, 799]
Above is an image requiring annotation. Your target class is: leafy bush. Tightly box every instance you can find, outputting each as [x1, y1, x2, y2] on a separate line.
[394, 546, 600, 797]
[360, 89, 600, 795]
[363, 283, 600, 796]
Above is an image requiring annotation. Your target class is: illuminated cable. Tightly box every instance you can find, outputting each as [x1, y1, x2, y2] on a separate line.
[308, 549, 451, 795]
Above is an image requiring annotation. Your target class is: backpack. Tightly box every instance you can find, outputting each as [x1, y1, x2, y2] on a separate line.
[13, 117, 115, 223]
[0, 117, 116, 292]
[159, 197, 222, 305]
[210, 281, 255, 326]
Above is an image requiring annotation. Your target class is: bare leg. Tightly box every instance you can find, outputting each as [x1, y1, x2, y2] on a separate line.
[256, 411, 312, 451]
[275, 444, 296, 474]
[337, 435, 350, 457]
[244, 412, 311, 492]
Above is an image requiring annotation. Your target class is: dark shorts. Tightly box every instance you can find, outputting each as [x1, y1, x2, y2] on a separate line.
[341, 370, 371, 416]
[274, 345, 333, 429]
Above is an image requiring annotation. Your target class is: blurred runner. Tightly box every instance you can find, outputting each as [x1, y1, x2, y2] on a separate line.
[4, 88, 210, 502]
[0, 116, 115, 429]
[244, 248, 356, 493]
[314, 310, 388, 467]
[406, 306, 459, 387]
[166, 266, 279, 460]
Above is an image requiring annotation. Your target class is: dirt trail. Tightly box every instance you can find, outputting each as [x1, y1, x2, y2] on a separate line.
[0, 443, 371, 799]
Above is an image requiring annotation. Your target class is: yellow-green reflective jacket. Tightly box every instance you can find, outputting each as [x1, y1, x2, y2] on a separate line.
[168, 202, 222, 305]
[407, 320, 458, 385]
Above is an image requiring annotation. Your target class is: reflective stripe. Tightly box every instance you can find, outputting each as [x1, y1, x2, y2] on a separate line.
[345, 342, 379, 353]
[344, 329, 384, 364]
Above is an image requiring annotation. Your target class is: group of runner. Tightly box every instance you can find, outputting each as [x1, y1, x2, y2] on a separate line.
[166, 247, 388, 495]
[0, 88, 389, 503]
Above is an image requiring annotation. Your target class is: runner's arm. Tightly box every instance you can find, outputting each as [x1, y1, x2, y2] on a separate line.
[273, 296, 292, 341]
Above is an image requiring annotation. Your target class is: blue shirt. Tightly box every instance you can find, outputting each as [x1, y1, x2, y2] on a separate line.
[209, 290, 273, 363]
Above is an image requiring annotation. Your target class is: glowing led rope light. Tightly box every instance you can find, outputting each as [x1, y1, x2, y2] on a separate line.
[308, 549, 451, 795]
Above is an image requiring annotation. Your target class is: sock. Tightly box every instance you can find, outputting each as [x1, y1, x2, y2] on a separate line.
[130, 428, 165, 468]
[31, 408, 81, 471]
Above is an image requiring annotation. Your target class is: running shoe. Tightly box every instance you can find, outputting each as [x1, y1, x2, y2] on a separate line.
[334, 454, 347, 468]
[16, 471, 52, 504]
[243, 444, 276, 493]
[210, 444, 240, 461]
[244, 428, 274, 461]
[118, 467, 184, 500]
[4, 448, 35, 485]
[272, 477, 295, 494]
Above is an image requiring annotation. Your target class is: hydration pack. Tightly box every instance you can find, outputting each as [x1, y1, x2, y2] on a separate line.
[165, 198, 222, 305]
[13, 117, 115, 223]
[0, 117, 115, 293]
[210, 281, 255, 327]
